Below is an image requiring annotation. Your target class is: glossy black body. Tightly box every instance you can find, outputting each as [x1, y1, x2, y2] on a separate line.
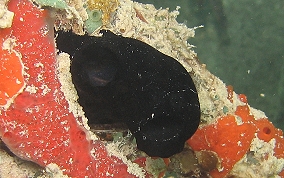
[56, 30, 200, 158]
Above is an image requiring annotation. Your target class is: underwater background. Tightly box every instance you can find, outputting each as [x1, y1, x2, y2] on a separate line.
[135, 0, 284, 130]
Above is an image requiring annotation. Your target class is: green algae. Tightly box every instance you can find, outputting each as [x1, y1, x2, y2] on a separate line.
[34, 0, 68, 9]
[85, 9, 103, 34]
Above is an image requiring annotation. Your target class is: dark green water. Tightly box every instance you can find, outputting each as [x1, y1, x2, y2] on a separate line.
[135, 0, 284, 130]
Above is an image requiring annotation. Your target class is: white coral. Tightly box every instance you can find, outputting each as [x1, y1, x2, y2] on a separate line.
[0, 0, 14, 28]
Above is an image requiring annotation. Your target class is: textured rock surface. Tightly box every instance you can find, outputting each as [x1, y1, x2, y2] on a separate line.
[0, 0, 283, 177]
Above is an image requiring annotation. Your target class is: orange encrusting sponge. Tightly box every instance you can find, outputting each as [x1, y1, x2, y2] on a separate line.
[187, 113, 256, 177]
[188, 96, 284, 177]
[0, 49, 25, 107]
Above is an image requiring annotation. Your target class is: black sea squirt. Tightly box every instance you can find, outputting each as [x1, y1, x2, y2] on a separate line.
[56, 30, 200, 158]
